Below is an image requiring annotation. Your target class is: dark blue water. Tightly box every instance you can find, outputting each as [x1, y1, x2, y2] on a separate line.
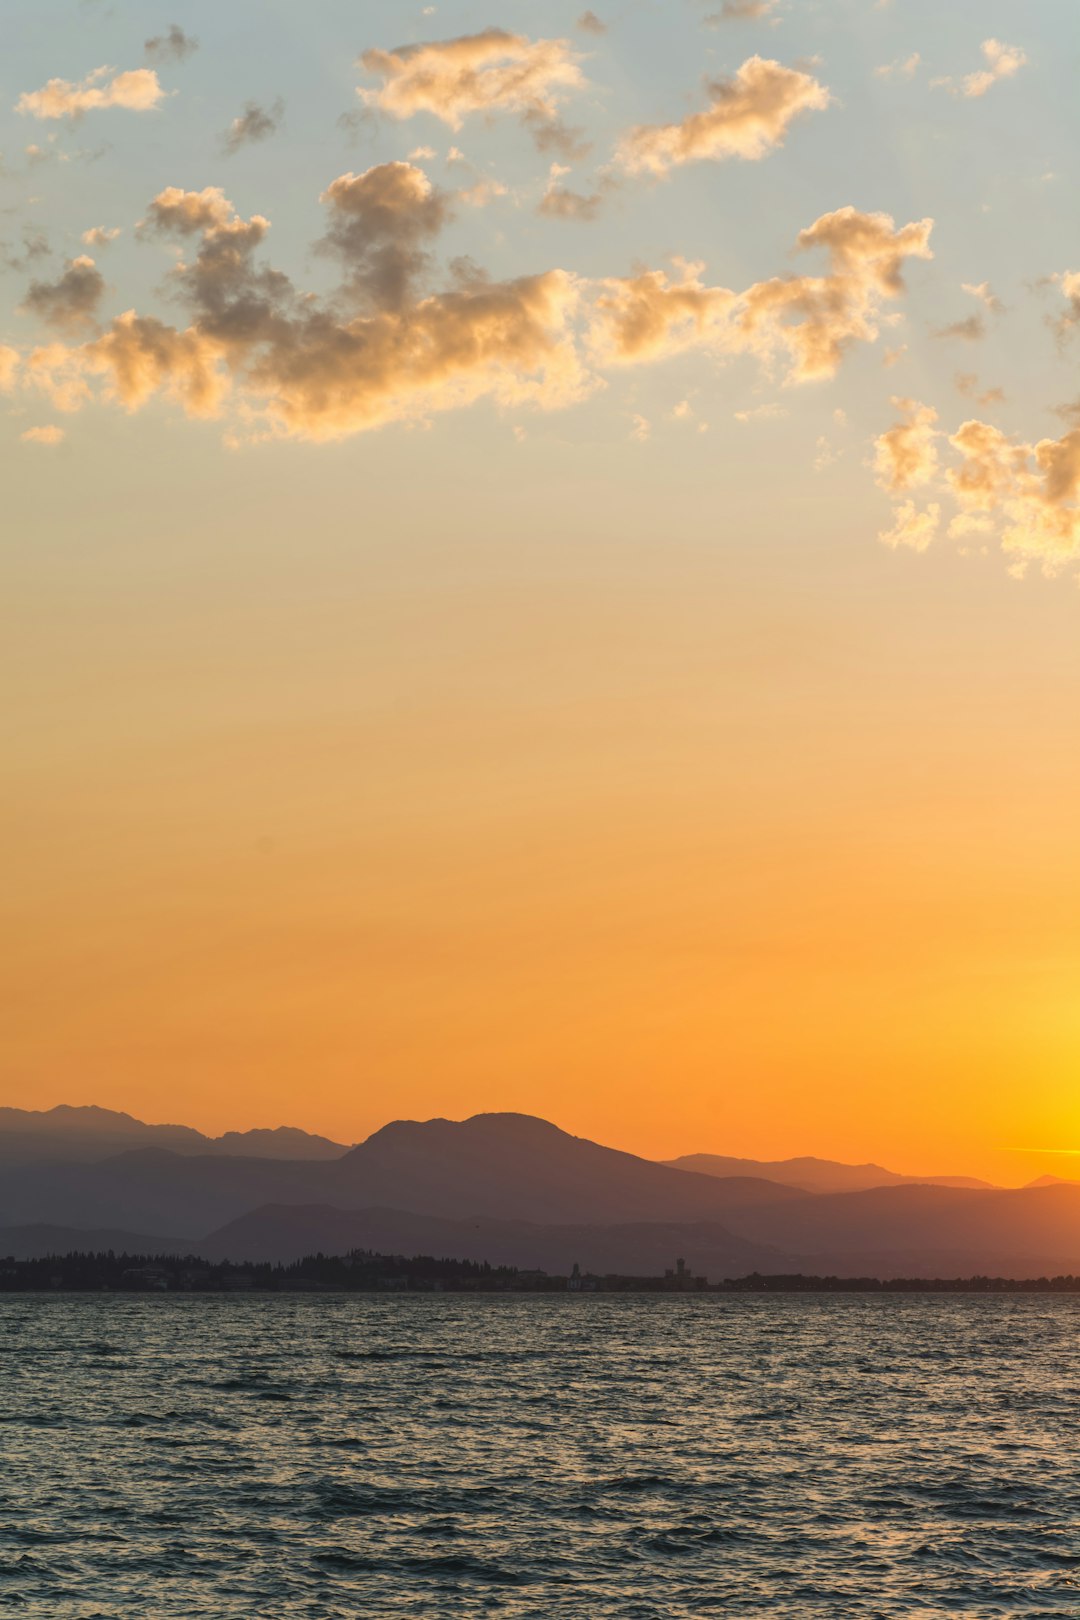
[1, 1294, 1078, 1616]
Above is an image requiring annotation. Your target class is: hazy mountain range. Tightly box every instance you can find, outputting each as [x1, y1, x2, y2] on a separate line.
[1, 1105, 1077, 1278]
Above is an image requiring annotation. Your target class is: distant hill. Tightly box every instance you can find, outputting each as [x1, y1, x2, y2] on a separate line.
[0, 1113, 801, 1237]
[0, 1105, 349, 1164]
[197, 1204, 789, 1277]
[1025, 1174, 1080, 1189]
[711, 1182, 1080, 1277]
[3, 1108, 1072, 1278]
[664, 1152, 995, 1194]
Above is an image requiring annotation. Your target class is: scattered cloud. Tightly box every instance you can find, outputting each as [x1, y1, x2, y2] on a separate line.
[1, 228, 51, 272]
[875, 52, 921, 79]
[630, 413, 650, 441]
[577, 11, 606, 34]
[20, 423, 65, 445]
[734, 401, 786, 422]
[616, 56, 828, 176]
[357, 28, 587, 158]
[962, 280, 1002, 314]
[875, 402, 1080, 569]
[0, 345, 19, 390]
[591, 207, 933, 383]
[21, 255, 105, 333]
[318, 162, 452, 310]
[539, 166, 607, 221]
[879, 499, 940, 551]
[933, 312, 985, 342]
[706, 1, 780, 20]
[22, 180, 590, 443]
[17, 67, 165, 120]
[144, 24, 198, 65]
[873, 397, 939, 492]
[81, 225, 121, 247]
[222, 98, 285, 155]
[955, 372, 1004, 407]
[935, 39, 1027, 99]
[1050, 270, 1080, 340]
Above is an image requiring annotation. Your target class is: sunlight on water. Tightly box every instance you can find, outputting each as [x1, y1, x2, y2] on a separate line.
[2, 1294, 1079, 1616]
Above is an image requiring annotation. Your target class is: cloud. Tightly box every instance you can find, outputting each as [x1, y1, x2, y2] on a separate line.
[144, 25, 198, 65]
[955, 372, 1004, 407]
[1, 228, 51, 273]
[577, 11, 606, 34]
[20, 424, 65, 445]
[615, 56, 828, 176]
[933, 312, 985, 342]
[82, 226, 121, 248]
[590, 259, 735, 363]
[21, 255, 105, 333]
[1051, 270, 1080, 340]
[22, 181, 590, 444]
[222, 98, 285, 155]
[538, 167, 607, 221]
[962, 280, 1002, 314]
[875, 52, 921, 79]
[629, 413, 650, 441]
[357, 29, 586, 156]
[17, 67, 165, 120]
[734, 401, 786, 422]
[936, 39, 1027, 99]
[873, 397, 939, 492]
[0, 346, 19, 390]
[318, 162, 452, 310]
[876, 402, 1080, 570]
[879, 500, 940, 551]
[707, 0, 780, 19]
[591, 207, 932, 383]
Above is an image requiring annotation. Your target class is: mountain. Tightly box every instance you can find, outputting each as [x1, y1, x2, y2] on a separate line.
[664, 1153, 994, 1194]
[0, 1113, 801, 1237]
[1025, 1174, 1080, 1189]
[197, 1204, 790, 1277]
[712, 1182, 1080, 1277]
[0, 1105, 349, 1164]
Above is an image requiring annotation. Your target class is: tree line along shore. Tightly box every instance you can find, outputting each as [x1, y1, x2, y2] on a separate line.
[2, 1251, 1080, 1294]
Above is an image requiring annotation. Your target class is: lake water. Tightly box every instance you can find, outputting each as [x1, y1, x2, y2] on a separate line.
[1, 1294, 1078, 1616]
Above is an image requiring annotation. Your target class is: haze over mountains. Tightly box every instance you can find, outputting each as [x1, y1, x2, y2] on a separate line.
[665, 1153, 993, 1194]
[1, 1105, 1078, 1279]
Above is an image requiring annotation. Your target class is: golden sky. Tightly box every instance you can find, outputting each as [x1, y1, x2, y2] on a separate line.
[3, 1, 1079, 1186]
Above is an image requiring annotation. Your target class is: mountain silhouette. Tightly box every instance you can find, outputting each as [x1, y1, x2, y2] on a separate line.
[2, 1106, 1075, 1277]
[196, 1204, 789, 1276]
[0, 1112, 801, 1237]
[665, 1153, 994, 1193]
[0, 1104, 349, 1163]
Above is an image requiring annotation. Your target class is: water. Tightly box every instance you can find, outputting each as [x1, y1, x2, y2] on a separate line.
[1, 1294, 1078, 1617]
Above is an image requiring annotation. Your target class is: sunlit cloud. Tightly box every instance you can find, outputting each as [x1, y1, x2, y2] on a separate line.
[590, 207, 933, 380]
[616, 56, 828, 176]
[357, 28, 587, 156]
[16, 66, 166, 120]
[876, 399, 1080, 570]
[20, 423, 65, 445]
[934, 39, 1027, 100]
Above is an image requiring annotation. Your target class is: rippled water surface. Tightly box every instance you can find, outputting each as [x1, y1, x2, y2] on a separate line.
[2, 1294, 1079, 1616]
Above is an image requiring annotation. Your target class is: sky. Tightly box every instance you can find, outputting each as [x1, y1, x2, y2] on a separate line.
[3, 1, 1080, 1187]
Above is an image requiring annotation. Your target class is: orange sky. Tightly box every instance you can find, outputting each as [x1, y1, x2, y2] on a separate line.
[4, 4, 1080, 1191]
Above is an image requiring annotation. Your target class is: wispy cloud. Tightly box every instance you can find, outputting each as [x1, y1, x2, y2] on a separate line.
[615, 56, 828, 176]
[17, 66, 165, 120]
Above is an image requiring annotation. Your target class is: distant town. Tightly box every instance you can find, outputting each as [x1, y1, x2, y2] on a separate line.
[2, 1250, 1080, 1294]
